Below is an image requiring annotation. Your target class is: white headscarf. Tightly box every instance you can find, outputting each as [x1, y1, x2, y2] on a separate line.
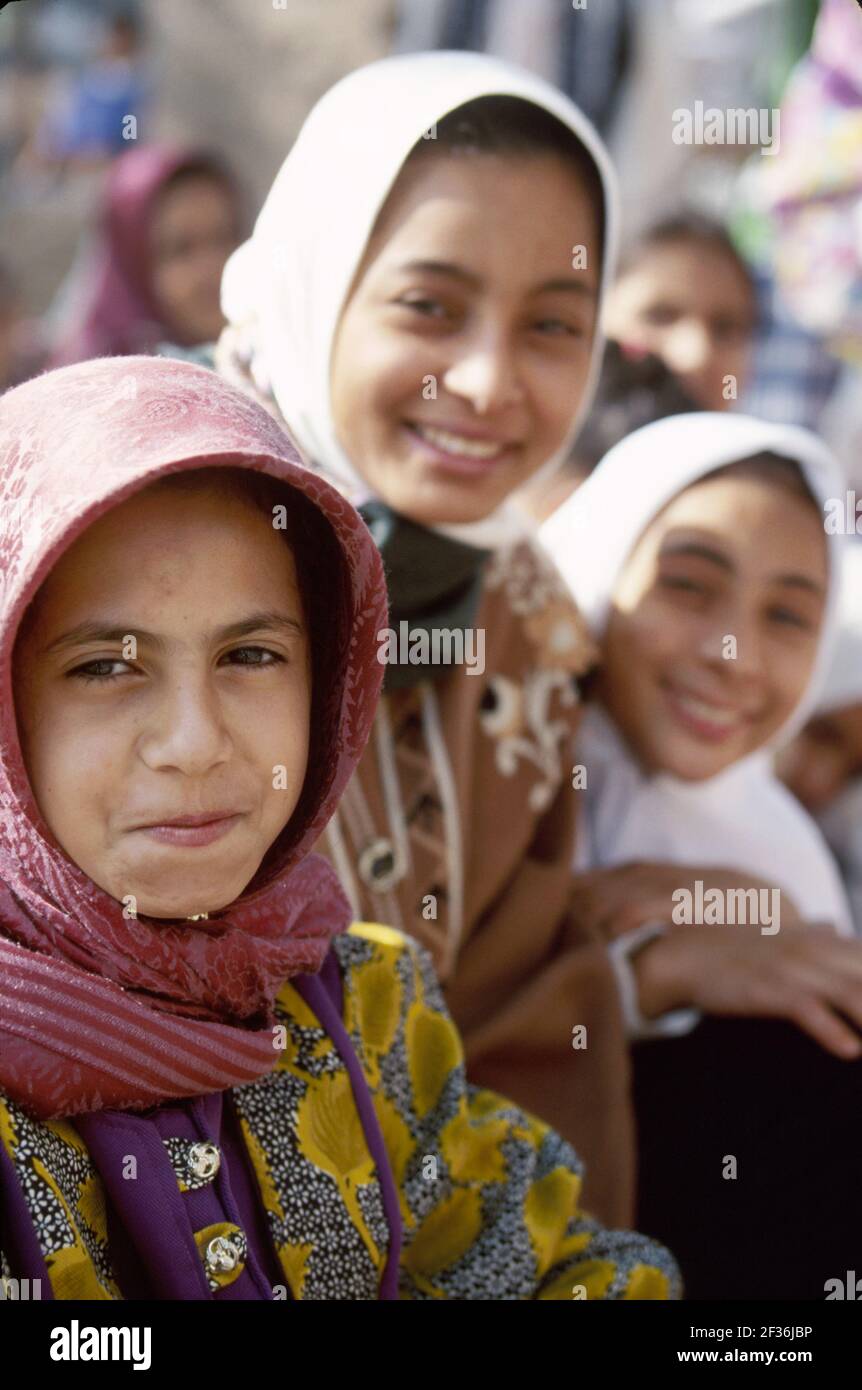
[220, 51, 619, 551]
[541, 412, 854, 935]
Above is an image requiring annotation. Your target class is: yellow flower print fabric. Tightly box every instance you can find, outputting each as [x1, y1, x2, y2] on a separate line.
[0, 922, 680, 1301]
[330, 923, 681, 1300]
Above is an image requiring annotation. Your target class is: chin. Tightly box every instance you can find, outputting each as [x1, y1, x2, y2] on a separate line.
[655, 739, 740, 783]
[131, 875, 251, 921]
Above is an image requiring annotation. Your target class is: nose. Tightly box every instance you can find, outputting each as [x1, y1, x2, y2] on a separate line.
[661, 319, 712, 375]
[138, 671, 233, 776]
[442, 327, 525, 415]
[697, 598, 767, 682]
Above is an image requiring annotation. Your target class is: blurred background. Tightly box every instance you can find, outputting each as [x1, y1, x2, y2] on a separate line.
[0, 0, 859, 481]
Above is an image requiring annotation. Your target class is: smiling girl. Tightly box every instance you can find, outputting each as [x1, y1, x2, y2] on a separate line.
[214, 51, 635, 1224]
[0, 356, 679, 1302]
[542, 412, 853, 949]
[542, 411, 862, 1298]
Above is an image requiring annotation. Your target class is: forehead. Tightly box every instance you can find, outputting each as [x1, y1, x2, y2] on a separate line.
[150, 174, 233, 229]
[24, 486, 300, 626]
[619, 240, 754, 313]
[638, 472, 827, 574]
[361, 152, 601, 286]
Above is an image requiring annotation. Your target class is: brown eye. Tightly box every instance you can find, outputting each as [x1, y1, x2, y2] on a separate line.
[532, 318, 584, 338]
[396, 295, 449, 320]
[222, 646, 284, 668]
[767, 606, 812, 631]
[68, 659, 132, 684]
[659, 574, 707, 596]
[642, 305, 678, 326]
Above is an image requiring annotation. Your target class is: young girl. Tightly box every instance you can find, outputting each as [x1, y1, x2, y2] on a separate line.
[0, 355, 679, 1302]
[541, 411, 862, 1298]
[49, 145, 241, 367]
[602, 214, 758, 414]
[214, 50, 635, 1224]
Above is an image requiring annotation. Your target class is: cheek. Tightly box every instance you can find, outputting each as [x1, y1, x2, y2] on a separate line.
[150, 264, 188, 318]
[530, 352, 594, 442]
[332, 323, 405, 429]
[22, 703, 114, 849]
[608, 599, 688, 683]
[254, 675, 311, 775]
[763, 638, 818, 723]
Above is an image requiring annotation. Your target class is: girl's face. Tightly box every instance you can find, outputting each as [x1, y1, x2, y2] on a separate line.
[596, 473, 828, 781]
[149, 174, 239, 346]
[13, 484, 311, 919]
[603, 240, 755, 413]
[330, 152, 601, 526]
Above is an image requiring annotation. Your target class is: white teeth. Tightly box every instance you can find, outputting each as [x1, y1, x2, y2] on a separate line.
[674, 691, 740, 728]
[413, 424, 505, 460]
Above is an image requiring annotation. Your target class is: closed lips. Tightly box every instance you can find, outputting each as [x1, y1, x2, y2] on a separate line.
[133, 811, 242, 829]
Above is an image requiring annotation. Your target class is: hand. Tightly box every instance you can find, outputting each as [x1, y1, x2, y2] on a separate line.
[569, 861, 804, 942]
[633, 923, 862, 1059]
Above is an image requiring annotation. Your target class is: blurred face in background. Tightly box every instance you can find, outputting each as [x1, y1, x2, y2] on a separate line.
[604, 237, 756, 412]
[330, 151, 601, 526]
[149, 173, 240, 347]
[778, 705, 862, 813]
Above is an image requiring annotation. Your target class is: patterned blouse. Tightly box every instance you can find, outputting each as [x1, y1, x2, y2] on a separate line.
[0, 924, 680, 1301]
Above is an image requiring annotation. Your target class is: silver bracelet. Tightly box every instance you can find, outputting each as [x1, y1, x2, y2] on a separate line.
[608, 923, 701, 1041]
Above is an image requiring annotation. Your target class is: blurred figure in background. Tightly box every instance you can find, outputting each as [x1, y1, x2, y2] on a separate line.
[779, 544, 862, 936]
[393, 0, 633, 137]
[741, 0, 862, 474]
[603, 213, 758, 413]
[15, 9, 149, 175]
[48, 144, 242, 366]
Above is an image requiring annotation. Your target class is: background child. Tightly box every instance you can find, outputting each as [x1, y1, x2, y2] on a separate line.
[48, 144, 242, 366]
[603, 213, 758, 414]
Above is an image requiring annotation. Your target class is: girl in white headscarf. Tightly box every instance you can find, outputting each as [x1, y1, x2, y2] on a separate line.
[214, 52, 637, 1225]
[542, 411, 862, 1299]
[543, 411, 857, 1033]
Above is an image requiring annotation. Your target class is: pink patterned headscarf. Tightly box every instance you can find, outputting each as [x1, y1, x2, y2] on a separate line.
[0, 356, 387, 1118]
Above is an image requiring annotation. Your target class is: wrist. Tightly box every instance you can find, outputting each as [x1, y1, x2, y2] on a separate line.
[632, 932, 683, 1018]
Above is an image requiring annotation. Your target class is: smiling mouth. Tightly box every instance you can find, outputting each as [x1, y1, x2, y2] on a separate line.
[663, 684, 750, 742]
[406, 421, 516, 466]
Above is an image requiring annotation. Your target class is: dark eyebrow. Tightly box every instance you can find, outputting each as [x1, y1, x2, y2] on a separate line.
[660, 540, 733, 573]
[660, 541, 825, 596]
[397, 259, 597, 298]
[769, 574, 826, 597]
[44, 610, 305, 655]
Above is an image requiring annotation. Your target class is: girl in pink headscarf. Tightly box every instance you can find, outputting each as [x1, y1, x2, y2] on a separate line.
[49, 145, 242, 367]
[0, 355, 678, 1303]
